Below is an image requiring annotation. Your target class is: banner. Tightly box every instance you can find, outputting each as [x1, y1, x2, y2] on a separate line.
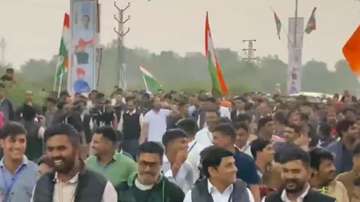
[288, 17, 304, 95]
[68, 0, 99, 95]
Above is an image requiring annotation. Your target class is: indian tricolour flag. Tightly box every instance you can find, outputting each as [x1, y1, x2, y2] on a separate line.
[205, 12, 229, 97]
[55, 13, 70, 82]
[139, 65, 162, 94]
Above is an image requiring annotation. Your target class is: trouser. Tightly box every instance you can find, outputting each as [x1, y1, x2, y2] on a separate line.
[122, 139, 139, 159]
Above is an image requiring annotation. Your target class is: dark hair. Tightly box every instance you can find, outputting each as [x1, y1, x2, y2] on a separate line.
[274, 111, 287, 125]
[201, 146, 234, 178]
[336, 120, 355, 138]
[44, 123, 80, 147]
[233, 122, 249, 132]
[213, 123, 236, 140]
[286, 124, 302, 134]
[250, 139, 271, 160]
[176, 119, 199, 138]
[257, 116, 273, 131]
[309, 148, 334, 170]
[279, 144, 310, 166]
[94, 126, 117, 143]
[125, 96, 136, 103]
[138, 142, 164, 160]
[5, 68, 14, 73]
[162, 129, 187, 146]
[0, 122, 27, 139]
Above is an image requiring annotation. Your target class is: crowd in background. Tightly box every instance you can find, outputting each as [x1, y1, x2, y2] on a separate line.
[1, 71, 360, 202]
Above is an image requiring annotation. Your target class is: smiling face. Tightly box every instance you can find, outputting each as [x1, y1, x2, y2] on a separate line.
[281, 160, 311, 194]
[46, 135, 79, 174]
[1, 134, 27, 162]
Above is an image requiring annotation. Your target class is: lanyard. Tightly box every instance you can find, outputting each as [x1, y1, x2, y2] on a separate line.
[1, 164, 26, 201]
[188, 141, 197, 153]
[228, 190, 233, 202]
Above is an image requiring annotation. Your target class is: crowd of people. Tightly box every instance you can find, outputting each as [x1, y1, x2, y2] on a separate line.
[1, 83, 360, 202]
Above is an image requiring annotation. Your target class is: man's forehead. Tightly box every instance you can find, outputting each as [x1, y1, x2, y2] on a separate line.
[5, 134, 26, 140]
[220, 156, 235, 164]
[139, 153, 161, 161]
[47, 134, 72, 143]
[282, 160, 307, 168]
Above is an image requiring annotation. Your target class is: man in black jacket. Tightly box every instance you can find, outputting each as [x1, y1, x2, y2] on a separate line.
[31, 123, 117, 202]
[184, 146, 254, 202]
[263, 145, 335, 202]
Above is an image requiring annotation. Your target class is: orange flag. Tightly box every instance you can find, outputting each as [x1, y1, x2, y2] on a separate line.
[343, 26, 360, 76]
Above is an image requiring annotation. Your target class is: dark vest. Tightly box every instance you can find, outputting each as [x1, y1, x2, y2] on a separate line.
[191, 179, 250, 202]
[265, 190, 336, 202]
[123, 112, 141, 140]
[32, 169, 108, 202]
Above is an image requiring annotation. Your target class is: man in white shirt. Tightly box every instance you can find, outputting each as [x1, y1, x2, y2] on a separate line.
[162, 129, 194, 193]
[140, 96, 172, 144]
[195, 109, 220, 148]
[184, 146, 254, 202]
[31, 123, 117, 202]
[177, 118, 206, 182]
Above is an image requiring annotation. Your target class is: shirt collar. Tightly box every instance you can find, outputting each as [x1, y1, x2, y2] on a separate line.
[96, 152, 118, 164]
[54, 172, 80, 184]
[281, 183, 311, 202]
[0, 155, 29, 167]
[207, 179, 234, 195]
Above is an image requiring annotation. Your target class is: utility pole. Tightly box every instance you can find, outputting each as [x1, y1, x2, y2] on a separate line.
[242, 39, 257, 62]
[113, 0, 130, 90]
[0, 37, 6, 65]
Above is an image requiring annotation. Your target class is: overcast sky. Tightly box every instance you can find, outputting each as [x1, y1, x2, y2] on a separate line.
[1, 0, 360, 69]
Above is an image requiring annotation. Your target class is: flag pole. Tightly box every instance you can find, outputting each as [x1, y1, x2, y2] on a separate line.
[57, 75, 63, 98]
[53, 64, 59, 92]
[142, 75, 150, 93]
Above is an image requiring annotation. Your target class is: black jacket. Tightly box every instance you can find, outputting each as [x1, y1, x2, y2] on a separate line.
[265, 190, 335, 202]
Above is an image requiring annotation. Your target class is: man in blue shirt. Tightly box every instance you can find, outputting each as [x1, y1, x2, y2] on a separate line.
[212, 123, 261, 202]
[0, 122, 38, 202]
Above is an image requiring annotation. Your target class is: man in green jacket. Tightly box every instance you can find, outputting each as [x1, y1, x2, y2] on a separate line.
[118, 142, 184, 202]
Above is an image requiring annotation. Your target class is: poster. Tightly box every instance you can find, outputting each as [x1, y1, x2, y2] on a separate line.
[288, 17, 304, 95]
[68, 0, 98, 95]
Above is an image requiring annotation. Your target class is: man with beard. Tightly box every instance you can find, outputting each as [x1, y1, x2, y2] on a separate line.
[117, 142, 184, 202]
[31, 123, 117, 202]
[309, 148, 349, 202]
[326, 120, 359, 173]
[263, 145, 335, 202]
